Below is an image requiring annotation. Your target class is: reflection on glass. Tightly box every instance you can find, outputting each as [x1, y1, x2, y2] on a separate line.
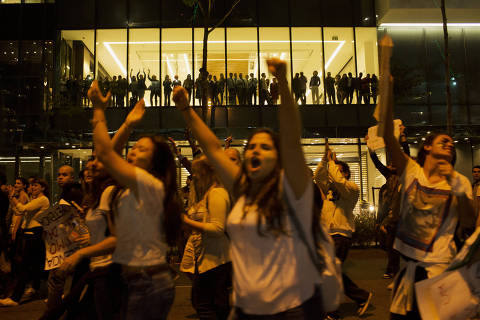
[162, 28, 192, 106]
[259, 27, 290, 106]
[128, 29, 159, 107]
[226, 28, 258, 106]
[194, 28, 225, 106]
[60, 30, 95, 107]
[96, 29, 127, 108]
[291, 27, 323, 105]
[323, 28, 356, 104]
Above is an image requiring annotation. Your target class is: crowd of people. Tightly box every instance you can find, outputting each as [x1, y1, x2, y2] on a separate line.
[59, 69, 379, 108]
[0, 53, 479, 320]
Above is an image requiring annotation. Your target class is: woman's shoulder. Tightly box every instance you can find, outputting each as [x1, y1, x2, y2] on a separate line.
[209, 187, 229, 199]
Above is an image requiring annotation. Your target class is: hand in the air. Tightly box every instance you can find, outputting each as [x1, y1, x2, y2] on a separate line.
[266, 58, 287, 79]
[125, 99, 145, 127]
[172, 86, 189, 109]
[88, 80, 111, 110]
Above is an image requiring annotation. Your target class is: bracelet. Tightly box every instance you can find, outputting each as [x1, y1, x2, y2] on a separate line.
[90, 119, 106, 129]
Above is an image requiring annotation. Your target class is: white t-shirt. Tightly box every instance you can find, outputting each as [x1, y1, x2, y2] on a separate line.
[86, 186, 114, 270]
[226, 174, 320, 315]
[394, 159, 473, 264]
[112, 167, 167, 267]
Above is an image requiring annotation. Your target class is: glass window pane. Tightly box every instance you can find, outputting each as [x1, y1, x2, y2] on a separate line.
[355, 27, 379, 105]
[95, 29, 127, 108]
[128, 29, 160, 107]
[194, 27, 225, 106]
[466, 28, 480, 104]
[226, 28, 258, 106]
[425, 28, 447, 104]
[60, 30, 95, 107]
[161, 28, 192, 106]
[259, 27, 290, 106]
[323, 28, 357, 104]
[385, 27, 427, 105]
[291, 27, 324, 105]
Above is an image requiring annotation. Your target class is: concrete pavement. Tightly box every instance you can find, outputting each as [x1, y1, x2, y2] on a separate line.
[0, 248, 394, 320]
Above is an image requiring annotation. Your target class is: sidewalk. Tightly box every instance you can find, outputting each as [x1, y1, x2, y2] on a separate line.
[0, 248, 393, 320]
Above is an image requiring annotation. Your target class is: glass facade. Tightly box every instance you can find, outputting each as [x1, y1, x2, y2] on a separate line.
[56, 27, 378, 107]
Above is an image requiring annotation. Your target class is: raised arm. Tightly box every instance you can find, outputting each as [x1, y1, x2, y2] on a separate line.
[378, 35, 408, 176]
[89, 81, 140, 194]
[111, 99, 145, 154]
[168, 137, 192, 174]
[173, 87, 240, 195]
[267, 58, 309, 199]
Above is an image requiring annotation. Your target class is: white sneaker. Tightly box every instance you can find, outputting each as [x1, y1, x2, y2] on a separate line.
[0, 298, 19, 307]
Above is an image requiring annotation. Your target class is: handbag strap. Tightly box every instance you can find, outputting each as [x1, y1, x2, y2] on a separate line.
[284, 190, 326, 276]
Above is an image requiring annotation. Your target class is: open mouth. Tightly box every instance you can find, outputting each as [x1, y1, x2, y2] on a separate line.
[251, 157, 261, 169]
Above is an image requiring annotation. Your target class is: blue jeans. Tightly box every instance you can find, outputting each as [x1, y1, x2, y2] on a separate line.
[122, 266, 175, 320]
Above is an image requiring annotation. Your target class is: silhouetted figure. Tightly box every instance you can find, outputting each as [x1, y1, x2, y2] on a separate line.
[347, 72, 354, 104]
[172, 75, 181, 88]
[236, 73, 247, 105]
[371, 74, 378, 105]
[310, 71, 321, 104]
[226, 73, 236, 105]
[117, 75, 128, 107]
[292, 73, 301, 103]
[183, 74, 193, 104]
[259, 73, 268, 106]
[148, 70, 161, 106]
[129, 69, 139, 106]
[339, 74, 348, 104]
[137, 70, 147, 99]
[248, 73, 257, 105]
[163, 75, 173, 106]
[299, 72, 307, 105]
[360, 74, 371, 104]
[270, 77, 279, 105]
[325, 72, 336, 104]
[217, 73, 225, 105]
[355, 72, 363, 104]
[110, 76, 118, 107]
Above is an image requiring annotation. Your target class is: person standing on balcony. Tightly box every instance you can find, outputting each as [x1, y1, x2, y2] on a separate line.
[218, 73, 225, 105]
[148, 71, 161, 107]
[370, 74, 378, 105]
[354, 72, 363, 104]
[346, 73, 354, 104]
[226, 73, 236, 105]
[325, 72, 336, 105]
[360, 74, 371, 104]
[248, 72, 257, 105]
[183, 74, 193, 105]
[258, 73, 268, 106]
[309, 71, 321, 105]
[236, 73, 246, 105]
[299, 72, 307, 105]
[163, 75, 173, 107]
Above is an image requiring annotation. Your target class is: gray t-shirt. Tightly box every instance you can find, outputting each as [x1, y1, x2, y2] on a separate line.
[112, 167, 167, 266]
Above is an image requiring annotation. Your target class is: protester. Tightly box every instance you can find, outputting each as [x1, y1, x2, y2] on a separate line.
[180, 156, 231, 320]
[314, 144, 372, 319]
[173, 58, 327, 318]
[0, 178, 50, 306]
[379, 35, 477, 319]
[89, 80, 182, 319]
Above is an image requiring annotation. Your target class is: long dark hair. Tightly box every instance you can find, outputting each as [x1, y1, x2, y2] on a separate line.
[417, 132, 456, 167]
[233, 128, 286, 236]
[110, 136, 182, 247]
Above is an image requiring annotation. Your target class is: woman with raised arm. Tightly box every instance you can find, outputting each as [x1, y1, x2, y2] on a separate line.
[378, 36, 477, 319]
[180, 156, 231, 320]
[173, 58, 324, 318]
[88, 81, 182, 320]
